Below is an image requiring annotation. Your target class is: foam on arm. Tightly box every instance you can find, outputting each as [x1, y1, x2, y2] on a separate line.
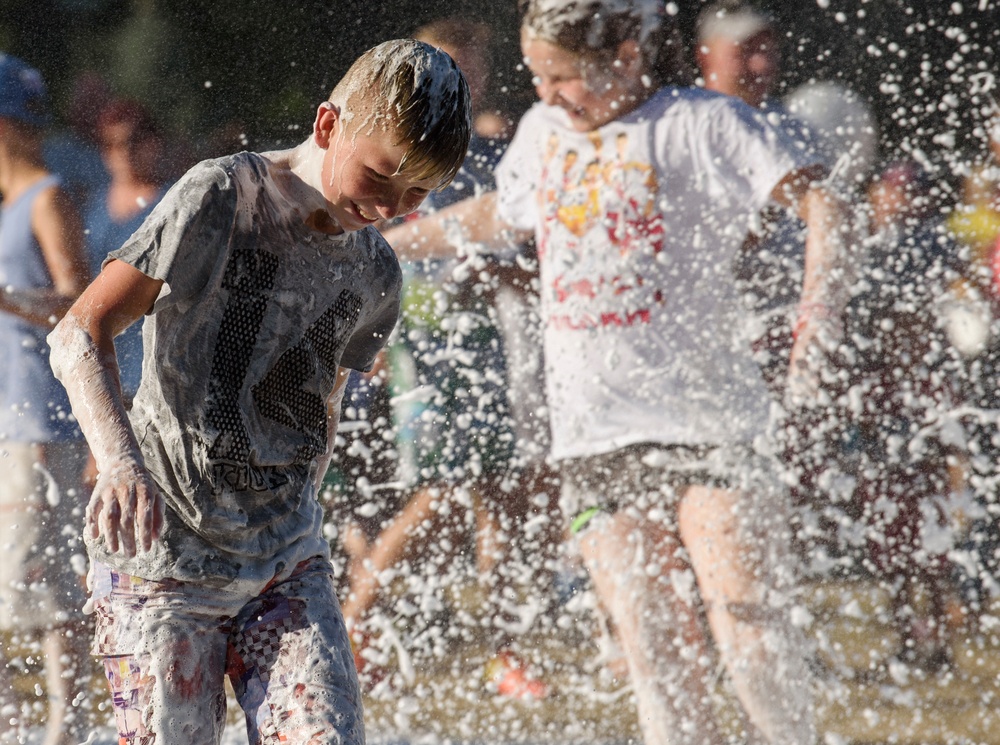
[49, 315, 138, 472]
[385, 191, 530, 261]
[47, 265, 166, 557]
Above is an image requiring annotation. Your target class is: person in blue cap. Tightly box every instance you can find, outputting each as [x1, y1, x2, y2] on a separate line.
[0, 52, 93, 745]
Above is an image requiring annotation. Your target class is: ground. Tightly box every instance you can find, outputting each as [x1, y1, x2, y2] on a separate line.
[9, 575, 1000, 744]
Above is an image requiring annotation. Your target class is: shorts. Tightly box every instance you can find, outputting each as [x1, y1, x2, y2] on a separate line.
[90, 555, 363, 745]
[559, 443, 758, 533]
[0, 439, 89, 630]
[402, 323, 515, 485]
[324, 372, 405, 542]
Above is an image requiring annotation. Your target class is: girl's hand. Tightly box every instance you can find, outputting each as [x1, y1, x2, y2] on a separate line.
[87, 456, 165, 558]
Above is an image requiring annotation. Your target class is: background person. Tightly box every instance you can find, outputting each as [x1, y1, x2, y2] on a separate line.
[43, 70, 112, 210]
[695, 0, 823, 394]
[842, 161, 965, 668]
[83, 97, 168, 404]
[0, 52, 93, 745]
[340, 16, 556, 699]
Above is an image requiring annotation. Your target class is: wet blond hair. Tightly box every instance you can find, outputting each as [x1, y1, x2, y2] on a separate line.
[329, 39, 472, 189]
[519, 0, 692, 88]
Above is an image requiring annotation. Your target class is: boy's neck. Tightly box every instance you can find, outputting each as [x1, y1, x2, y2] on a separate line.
[264, 141, 344, 235]
[286, 139, 326, 193]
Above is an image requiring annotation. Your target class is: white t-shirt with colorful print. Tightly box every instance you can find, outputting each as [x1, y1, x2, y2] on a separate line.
[495, 87, 819, 461]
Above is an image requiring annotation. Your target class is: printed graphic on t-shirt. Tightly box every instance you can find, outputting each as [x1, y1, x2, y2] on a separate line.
[205, 246, 363, 495]
[538, 131, 665, 331]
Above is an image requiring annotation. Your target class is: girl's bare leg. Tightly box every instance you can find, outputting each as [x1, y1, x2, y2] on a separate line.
[578, 510, 723, 745]
[679, 485, 814, 745]
[475, 496, 505, 580]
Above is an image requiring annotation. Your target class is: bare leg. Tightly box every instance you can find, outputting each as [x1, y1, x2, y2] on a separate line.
[679, 485, 814, 745]
[341, 486, 447, 625]
[42, 622, 93, 745]
[474, 482, 534, 653]
[339, 520, 369, 599]
[0, 631, 24, 745]
[475, 497, 505, 580]
[578, 511, 722, 745]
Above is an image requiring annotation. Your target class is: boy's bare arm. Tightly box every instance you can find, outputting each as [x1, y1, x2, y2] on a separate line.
[48, 259, 166, 558]
[0, 184, 91, 327]
[382, 191, 532, 261]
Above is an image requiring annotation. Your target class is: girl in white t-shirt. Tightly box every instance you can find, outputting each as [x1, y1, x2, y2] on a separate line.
[386, 1, 849, 742]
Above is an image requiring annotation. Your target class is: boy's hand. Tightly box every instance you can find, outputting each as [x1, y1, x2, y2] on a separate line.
[87, 457, 165, 558]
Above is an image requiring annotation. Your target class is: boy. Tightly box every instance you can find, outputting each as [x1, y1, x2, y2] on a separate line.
[47, 39, 470, 744]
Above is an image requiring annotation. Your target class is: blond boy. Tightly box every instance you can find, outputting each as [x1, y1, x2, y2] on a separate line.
[47, 39, 470, 744]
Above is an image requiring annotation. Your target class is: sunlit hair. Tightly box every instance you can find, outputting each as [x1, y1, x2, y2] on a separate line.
[328, 39, 472, 189]
[519, 0, 692, 88]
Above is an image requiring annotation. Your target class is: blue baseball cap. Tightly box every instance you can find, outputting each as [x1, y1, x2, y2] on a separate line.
[0, 53, 50, 127]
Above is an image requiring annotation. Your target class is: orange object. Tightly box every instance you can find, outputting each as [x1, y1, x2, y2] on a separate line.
[485, 650, 550, 700]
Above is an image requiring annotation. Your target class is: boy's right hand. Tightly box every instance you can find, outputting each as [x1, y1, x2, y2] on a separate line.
[87, 457, 166, 558]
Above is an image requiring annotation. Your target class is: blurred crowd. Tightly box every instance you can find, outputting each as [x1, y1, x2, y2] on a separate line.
[2, 0, 1000, 740]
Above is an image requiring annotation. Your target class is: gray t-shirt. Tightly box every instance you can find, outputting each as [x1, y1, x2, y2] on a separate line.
[95, 152, 402, 590]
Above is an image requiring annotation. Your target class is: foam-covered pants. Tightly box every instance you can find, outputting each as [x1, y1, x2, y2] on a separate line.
[90, 556, 363, 745]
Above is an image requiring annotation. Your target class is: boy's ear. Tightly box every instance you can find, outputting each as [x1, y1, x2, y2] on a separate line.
[313, 101, 340, 149]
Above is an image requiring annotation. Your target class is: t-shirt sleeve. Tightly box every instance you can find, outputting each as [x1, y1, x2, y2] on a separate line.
[109, 159, 238, 312]
[339, 234, 403, 373]
[702, 99, 822, 214]
[494, 106, 543, 233]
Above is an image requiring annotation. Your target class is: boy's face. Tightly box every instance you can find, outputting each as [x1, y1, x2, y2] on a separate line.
[313, 103, 438, 232]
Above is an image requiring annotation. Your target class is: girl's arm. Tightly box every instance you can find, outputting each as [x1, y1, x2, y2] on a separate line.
[48, 259, 165, 558]
[770, 165, 854, 398]
[0, 183, 91, 327]
[382, 191, 533, 261]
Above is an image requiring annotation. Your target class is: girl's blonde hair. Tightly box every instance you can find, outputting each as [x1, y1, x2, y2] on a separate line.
[519, 0, 692, 88]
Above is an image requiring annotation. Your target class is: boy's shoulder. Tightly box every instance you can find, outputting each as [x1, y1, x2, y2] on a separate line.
[161, 152, 285, 221]
[181, 151, 267, 188]
[359, 225, 404, 284]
